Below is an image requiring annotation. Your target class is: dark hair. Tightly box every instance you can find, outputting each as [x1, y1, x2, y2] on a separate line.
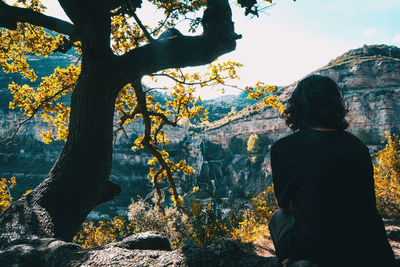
[284, 74, 348, 131]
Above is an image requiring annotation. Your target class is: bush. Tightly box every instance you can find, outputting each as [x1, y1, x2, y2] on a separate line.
[127, 198, 192, 249]
[374, 132, 400, 217]
[73, 216, 133, 249]
[189, 200, 232, 247]
[74, 188, 279, 249]
[231, 186, 277, 242]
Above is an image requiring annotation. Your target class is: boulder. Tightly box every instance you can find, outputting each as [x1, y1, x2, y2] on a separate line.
[109, 231, 171, 251]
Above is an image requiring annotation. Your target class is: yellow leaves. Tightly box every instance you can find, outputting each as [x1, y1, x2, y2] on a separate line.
[230, 186, 276, 242]
[189, 200, 231, 247]
[247, 133, 260, 154]
[207, 60, 243, 83]
[14, 0, 47, 13]
[23, 189, 32, 196]
[0, 176, 16, 214]
[111, 14, 145, 55]
[132, 136, 145, 151]
[171, 193, 184, 207]
[73, 216, 134, 249]
[149, 0, 206, 19]
[245, 81, 283, 112]
[40, 130, 53, 144]
[0, 12, 63, 81]
[74, 186, 277, 250]
[173, 160, 195, 176]
[374, 132, 400, 217]
[9, 64, 79, 143]
[1, 1, 75, 144]
[192, 186, 199, 192]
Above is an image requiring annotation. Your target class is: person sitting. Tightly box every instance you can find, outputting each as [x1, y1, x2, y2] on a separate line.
[268, 74, 396, 267]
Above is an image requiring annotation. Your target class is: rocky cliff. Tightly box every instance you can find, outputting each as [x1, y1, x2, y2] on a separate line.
[201, 44, 400, 147]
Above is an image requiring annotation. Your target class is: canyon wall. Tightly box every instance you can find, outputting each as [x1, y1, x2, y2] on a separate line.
[201, 44, 400, 148]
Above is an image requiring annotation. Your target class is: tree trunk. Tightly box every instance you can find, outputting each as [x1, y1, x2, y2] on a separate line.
[0, 56, 122, 247]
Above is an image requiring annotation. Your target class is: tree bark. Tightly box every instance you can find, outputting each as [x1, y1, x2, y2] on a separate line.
[0, 56, 122, 247]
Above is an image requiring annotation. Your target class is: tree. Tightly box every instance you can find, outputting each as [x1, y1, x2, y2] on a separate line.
[0, 0, 279, 247]
[247, 133, 260, 154]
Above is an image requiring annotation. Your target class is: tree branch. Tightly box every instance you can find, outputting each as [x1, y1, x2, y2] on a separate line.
[130, 10, 154, 43]
[133, 79, 191, 218]
[151, 73, 219, 86]
[0, 1, 74, 35]
[117, 0, 241, 80]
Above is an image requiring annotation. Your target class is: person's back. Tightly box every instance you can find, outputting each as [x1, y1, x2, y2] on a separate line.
[268, 75, 395, 266]
[271, 129, 394, 266]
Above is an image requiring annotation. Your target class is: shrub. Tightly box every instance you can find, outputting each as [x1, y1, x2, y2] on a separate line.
[231, 186, 277, 242]
[74, 188, 279, 249]
[374, 132, 400, 217]
[189, 200, 232, 247]
[127, 198, 192, 249]
[73, 216, 134, 249]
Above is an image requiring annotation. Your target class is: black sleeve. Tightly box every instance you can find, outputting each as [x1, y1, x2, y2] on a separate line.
[359, 144, 377, 208]
[271, 143, 293, 208]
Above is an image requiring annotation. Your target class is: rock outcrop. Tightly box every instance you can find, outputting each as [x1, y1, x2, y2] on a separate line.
[0, 232, 280, 267]
[201, 44, 400, 147]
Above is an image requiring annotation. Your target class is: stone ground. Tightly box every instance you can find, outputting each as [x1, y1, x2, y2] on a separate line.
[0, 222, 399, 266]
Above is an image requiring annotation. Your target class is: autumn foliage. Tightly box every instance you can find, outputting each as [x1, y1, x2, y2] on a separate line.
[374, 132, 400, 217]
[231, 186, 276, 242]
[0, 176, 16, 214]
[73, 216, 134, 249]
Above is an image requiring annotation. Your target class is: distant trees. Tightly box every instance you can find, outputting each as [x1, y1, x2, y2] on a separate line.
[229, 136, 246, 154]
[247, 133, 261, 154]
[247, 133, 271, 154]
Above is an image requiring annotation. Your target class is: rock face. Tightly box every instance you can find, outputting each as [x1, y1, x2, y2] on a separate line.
[201, 44, 400, 147]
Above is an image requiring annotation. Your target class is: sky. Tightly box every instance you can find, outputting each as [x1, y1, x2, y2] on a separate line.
[40, 0, 400, 99]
